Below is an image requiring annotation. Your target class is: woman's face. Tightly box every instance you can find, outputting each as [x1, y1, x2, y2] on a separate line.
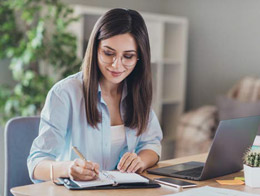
[97, 33, 138, 85]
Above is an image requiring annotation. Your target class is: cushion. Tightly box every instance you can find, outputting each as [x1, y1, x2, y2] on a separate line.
[227, 77, 260, 102]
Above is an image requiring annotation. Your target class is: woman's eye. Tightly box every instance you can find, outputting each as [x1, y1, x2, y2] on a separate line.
[124, 55, 134, 59]
[104, 51, 114, 56]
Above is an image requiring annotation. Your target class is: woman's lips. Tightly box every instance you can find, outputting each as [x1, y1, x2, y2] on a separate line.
[107, 69, 124, 77]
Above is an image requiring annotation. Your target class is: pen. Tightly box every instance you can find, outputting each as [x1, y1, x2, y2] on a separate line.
[72, 146, 86, 160]
[71, 146, 99, 176]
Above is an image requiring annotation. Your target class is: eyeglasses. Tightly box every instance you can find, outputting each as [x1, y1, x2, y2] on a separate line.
[98, 49, 139, 67]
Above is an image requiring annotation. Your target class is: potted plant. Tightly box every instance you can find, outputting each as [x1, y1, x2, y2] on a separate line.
[0, 0, 81, 125]
[243, 148, 260, 188]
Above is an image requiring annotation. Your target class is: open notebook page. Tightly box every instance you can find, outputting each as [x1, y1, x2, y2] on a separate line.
[107, 171, 149, 183]
[73, 171, 149, 188]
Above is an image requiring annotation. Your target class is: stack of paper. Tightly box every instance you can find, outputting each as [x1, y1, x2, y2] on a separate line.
[164, 186, 259, 196]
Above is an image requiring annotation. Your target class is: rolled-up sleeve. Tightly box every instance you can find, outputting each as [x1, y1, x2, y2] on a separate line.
[136, 110, 163, 158]
[27, 86, 69, 183]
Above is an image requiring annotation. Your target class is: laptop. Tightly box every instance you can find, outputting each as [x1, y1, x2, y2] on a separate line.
[147, 115, 260, 181]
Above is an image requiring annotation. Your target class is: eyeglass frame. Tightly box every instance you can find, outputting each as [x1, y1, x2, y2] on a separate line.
[98, 49, 139, 67]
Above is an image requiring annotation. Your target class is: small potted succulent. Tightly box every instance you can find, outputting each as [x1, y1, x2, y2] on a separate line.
[243, 148, 260, 188]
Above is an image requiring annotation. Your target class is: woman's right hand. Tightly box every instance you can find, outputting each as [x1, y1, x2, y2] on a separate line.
[68, 159, 100, 181]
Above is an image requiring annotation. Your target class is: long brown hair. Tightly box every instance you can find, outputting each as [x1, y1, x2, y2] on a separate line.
[82, 8, 152, 136]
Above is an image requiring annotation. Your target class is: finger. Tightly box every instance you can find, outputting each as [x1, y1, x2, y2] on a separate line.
[118, 153, 132, 172]
[74, 159, 88, 168]
[77, 160, 99, 177]
[71, 164, 96, 176]
[132, 162, 142, 173]
[136, 166, 144, 174]
[127, 158, 139, 173]
[75, 159, 96, 170]
[120, 153, 137, 172]
[70, 165, 97, 179]
[93, 163, 100, 175]
[117, 152, 131, 170]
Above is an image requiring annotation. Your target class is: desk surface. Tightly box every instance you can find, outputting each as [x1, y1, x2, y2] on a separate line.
[11, 153, 260, 196]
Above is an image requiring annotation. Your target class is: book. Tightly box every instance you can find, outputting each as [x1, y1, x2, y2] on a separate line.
[72, 171, 149, 188]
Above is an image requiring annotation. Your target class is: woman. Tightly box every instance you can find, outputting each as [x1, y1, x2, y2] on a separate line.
[27, 8, 163, 183]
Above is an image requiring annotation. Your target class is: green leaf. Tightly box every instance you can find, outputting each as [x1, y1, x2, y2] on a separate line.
[31, 20, 44, 49]
[14, 84, 23, 95]
[0, 0, 81, 125]
[10, 58, 24, 80]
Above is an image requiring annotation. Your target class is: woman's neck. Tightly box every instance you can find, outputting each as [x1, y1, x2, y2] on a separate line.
[99, 78, 123, 97]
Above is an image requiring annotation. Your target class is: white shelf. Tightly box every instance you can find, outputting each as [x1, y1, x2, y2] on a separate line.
[162, 98, 181, 105]
[162, 58, 181, 66]
[162, 64, 184, 103]
[70, 5, 188, 140]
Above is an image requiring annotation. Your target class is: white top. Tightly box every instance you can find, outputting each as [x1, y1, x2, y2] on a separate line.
[109, 125, 126, 169]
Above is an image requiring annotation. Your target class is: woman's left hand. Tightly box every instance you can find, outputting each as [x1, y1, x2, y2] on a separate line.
[117, 152, 145, 173]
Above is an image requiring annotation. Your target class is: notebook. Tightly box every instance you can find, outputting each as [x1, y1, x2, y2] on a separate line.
[57, 171, 161, 190]
[73, 171, 149, 188]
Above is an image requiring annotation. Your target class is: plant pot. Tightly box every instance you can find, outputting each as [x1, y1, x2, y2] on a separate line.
[244, 164, 260, 188]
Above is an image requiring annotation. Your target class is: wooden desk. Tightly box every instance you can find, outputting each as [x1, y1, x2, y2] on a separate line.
[11, 153, 260, 196]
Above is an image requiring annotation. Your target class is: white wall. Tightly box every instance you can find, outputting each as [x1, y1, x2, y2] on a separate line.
[162, 0, 260, 110]
[62, 0, 165, 13]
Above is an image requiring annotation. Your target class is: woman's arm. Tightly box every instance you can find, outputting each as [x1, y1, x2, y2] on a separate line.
[33, 159, 99, 181]
[117, 110, 163, 173]
[138, 149, 159, 169]
[33, 160, 70, 181]
[28, 84, 99, 182]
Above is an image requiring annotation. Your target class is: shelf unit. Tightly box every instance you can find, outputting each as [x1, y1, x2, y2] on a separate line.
[69, 5, 188, 159]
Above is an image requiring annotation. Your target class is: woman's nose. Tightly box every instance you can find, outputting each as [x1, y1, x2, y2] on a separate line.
[111, 56, 123, 68]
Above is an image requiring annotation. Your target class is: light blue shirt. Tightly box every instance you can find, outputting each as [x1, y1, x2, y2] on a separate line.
[27, 72, 163, 183]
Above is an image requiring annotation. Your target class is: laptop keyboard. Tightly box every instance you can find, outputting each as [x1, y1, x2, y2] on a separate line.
[174, 166, 204, 177]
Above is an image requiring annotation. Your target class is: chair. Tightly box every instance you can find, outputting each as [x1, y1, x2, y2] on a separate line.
[4, 116, 40, 196]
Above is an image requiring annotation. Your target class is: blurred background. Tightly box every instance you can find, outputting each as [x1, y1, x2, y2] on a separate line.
[1, 0, 260, 195]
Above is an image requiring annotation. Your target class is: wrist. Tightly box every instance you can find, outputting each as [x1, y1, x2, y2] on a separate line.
[58, 161, 73, 178]
[137, 155, 147, 171]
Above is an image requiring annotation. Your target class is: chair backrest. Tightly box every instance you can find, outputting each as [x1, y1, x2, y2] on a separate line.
[4, 116, 40, 196]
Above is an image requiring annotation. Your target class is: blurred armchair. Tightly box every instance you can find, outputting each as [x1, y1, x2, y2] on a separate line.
[175, 77, 260, 158]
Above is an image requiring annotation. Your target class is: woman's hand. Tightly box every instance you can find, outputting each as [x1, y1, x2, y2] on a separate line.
[68, 159, 100, 181]
[117, 152, 145, 173]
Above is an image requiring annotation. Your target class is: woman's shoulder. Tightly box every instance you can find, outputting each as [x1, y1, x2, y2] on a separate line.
[50, 71, 83, 96]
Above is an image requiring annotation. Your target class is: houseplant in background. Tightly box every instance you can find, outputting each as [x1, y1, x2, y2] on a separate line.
[243, 148, 260, 188]
[0, 0, 81, 125]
